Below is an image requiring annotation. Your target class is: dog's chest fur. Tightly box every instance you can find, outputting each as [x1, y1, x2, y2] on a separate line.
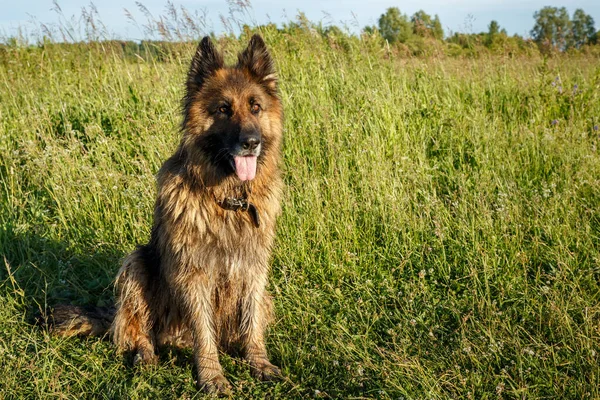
[154, 167, 280, 278]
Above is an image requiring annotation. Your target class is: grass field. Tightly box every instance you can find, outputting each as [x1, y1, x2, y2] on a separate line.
[1, 27, 600, 398]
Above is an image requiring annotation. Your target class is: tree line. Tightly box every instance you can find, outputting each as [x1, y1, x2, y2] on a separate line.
[1, 5, 598, 59]
[370, 6, 598, 54]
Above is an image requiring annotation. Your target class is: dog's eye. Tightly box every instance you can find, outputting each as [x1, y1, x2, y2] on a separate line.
[251, 104, 261, 114]
[218, 105, 230, 114]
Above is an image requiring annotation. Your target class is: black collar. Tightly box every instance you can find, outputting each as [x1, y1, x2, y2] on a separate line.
[217, 197, 260, 228]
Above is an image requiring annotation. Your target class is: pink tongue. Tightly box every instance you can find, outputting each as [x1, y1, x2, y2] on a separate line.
[233, 156, 257, 181]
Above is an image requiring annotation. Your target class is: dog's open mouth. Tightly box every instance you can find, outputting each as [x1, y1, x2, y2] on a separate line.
[233, 155, 257, 181]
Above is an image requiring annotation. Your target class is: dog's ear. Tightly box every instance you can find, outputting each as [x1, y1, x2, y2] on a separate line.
[237, 34, 277, 92]
[186, 36, 223, 96]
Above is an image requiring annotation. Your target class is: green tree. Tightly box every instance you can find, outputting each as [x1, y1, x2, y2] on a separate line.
[432, 16, 444, 40]
[531, 6, 572, 51]
[410, 10, 444, 39]
[485, 20, 502, 47]
[488, 20, 500, 36]
[378, 7, 413, 43]
[571, 9, 595, 48]
[411, 10, 432, 37]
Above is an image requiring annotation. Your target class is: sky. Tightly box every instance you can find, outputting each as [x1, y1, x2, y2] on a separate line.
[1, 0, 599, 41]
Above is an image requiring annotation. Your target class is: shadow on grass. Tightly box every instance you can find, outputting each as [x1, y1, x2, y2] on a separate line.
[0, 226, 123, 320]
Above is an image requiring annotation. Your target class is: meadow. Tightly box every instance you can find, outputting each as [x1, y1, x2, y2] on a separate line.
[1, 24, 600, 398]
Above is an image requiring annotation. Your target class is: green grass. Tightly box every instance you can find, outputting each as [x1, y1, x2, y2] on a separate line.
[1, 29, 600, 398]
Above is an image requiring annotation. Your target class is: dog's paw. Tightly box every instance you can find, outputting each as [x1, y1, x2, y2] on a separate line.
[250, 359, 282, 382]
[198, 374, 232, 396]
[133, 346, 158, 366]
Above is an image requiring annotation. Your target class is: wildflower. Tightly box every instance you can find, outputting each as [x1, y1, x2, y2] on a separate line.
[496, 382, 505, 396]
[523, 348, 535, 356]
[541, 285, 550, 294]
[551, 119, 558, 126]
[594, 125, 598, 131]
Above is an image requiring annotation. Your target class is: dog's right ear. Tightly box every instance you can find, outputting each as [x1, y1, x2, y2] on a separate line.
[186, 36, 224, 96]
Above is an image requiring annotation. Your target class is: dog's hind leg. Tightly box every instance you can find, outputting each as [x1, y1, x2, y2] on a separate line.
[112, 249, 158, 365]
[240, 272, 281, 381]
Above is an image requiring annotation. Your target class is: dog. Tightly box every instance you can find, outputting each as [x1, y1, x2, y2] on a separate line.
[49, 34, 284, 394]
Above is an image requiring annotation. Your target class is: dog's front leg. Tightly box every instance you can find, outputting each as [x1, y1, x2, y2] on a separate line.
[241, 273, 282, 381]
[174, 274, 231, 395]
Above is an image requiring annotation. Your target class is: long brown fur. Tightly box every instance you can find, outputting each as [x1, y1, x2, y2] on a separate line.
[50, 35, 284, 394]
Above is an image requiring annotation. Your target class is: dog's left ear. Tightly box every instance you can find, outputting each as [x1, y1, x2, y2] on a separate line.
[237, 34, 277, 92]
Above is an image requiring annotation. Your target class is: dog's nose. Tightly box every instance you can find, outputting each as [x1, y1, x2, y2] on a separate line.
[241, 135, 261, 151]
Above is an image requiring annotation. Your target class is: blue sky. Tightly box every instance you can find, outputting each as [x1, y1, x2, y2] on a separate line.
[1, 1, 599, 41]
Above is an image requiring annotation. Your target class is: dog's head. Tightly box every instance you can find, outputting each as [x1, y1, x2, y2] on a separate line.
[182, 35, 282, 182]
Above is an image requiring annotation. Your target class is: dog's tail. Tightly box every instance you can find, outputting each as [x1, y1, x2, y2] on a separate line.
[41, 305, 116, 337]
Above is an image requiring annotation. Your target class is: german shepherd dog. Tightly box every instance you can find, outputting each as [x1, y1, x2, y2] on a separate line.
[50, 35, 283, 394]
